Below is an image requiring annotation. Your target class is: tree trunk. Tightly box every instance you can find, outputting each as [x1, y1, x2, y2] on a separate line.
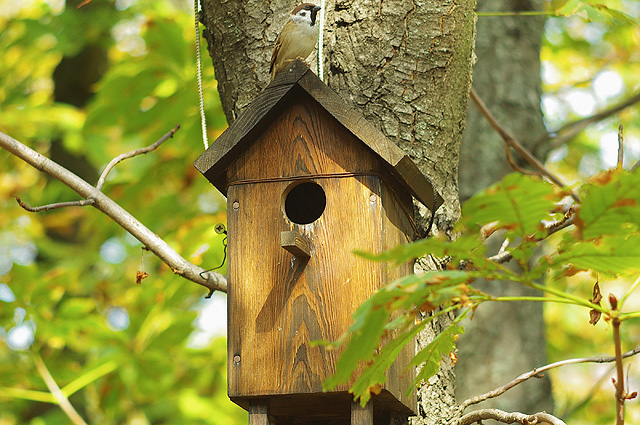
[200, 0, 476, 423]
[456, 0, 554, 418]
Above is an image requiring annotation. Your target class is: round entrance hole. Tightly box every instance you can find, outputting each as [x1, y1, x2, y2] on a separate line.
[283, 181, 326, 225]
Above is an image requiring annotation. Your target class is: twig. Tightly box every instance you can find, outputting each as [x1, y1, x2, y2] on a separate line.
[458, 408, 565, 425]
[16, 197, 95, 212]
[0, 130, 227, 294]
[487, 213, 575, 264]
[469, 88, 580, 203]
[97, 125, 180, 190]
[33, 352, 88, 425]
[460, 345, 640, 410]
[546, 90, 640, 149]
[612, 304, 625, 425]
[617, 125, 624, 171]
[497, 237, 510, 256]
[505, 145, 537, 176]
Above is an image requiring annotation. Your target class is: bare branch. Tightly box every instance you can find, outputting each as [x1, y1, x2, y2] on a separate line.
[612, 312, 626, 425]
[96, 124, 180, 191]
[461, 345, 640, 410]
[617, 124, 624, 171]
[16, 197, 95, 212]
[458, 408, 565, 425]
[470, 88, 580, 203]
[33, 352, 88, 425]
[0, 130, 227, 294]
[487, 212, 575, 264]
[505, 143, 538, 176]
[546, 90, 640, 149]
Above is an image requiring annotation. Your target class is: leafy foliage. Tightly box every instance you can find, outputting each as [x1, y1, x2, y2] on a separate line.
[325, 170, 640, 406]
[0, 2, 244, 424]
[555, 0, 640, 26]
[2, 1, 640, 424]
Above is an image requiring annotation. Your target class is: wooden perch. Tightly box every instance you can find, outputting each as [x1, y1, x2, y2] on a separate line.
[281, 230, 312, 259]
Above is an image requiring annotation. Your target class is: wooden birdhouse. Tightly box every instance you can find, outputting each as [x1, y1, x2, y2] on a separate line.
[194, 60, 443, 425]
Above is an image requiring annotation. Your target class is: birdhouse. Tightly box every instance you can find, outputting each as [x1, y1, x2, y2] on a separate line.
[194, 60, 443, 425]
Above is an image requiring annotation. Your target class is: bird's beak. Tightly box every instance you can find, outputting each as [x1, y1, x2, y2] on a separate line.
[311, 5, 321, 25]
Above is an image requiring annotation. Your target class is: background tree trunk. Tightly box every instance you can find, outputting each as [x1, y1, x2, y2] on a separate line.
[455, 0, 554, 418]
[200, 0, 476, 423]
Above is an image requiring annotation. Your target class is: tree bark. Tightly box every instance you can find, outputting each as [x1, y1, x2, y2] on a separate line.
[200, 0, 476, 423]
[455, 0, 554, 418]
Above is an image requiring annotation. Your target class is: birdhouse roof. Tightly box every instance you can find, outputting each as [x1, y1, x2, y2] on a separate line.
[194, 60, 443, 212]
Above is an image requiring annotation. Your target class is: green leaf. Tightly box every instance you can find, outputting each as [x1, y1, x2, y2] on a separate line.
[576, 169, 640, 240]
[549, 235, 640, 277]
[555, 1, 640, 25]
[59, 298, 96, 318]
[462, 173, 559, 238]
[348, 317, 431, 406]
[355, 233, 485, 265]
[323, 271, 474, 395]
[321, 299, 390, 390]
[409, 318, 465, 390]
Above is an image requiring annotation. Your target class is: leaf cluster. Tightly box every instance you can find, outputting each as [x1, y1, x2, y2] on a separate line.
[326, 170, 640, 404]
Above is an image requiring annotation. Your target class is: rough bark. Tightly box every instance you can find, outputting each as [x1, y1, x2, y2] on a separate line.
[455, 0, 554, 419]
[200, 0, 476, 423]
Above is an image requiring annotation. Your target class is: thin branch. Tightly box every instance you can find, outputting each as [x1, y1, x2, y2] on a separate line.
[617, 124, 624, 171]
[460, 345, 640, 410]
[470, 88, 580, 203]
[505, 145, 538, 175]
[33, 352, 88, 425]
[488, 212, 575, 264]
[96, 124, 180, 190]
[546, 90, 640, 149]
[612, 313, 626, 425]
[458, 408, 565, 425]
[0, 130, 227, 294]
[476, 11, 555, 17]
[14, 126, 179, 210]
[16, 197, 95, 212]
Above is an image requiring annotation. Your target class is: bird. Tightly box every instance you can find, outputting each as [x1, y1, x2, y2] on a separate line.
[270, 3, 321, 80]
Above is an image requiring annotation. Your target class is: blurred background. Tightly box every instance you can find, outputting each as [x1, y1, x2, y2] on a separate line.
[0, 0, 639, 424]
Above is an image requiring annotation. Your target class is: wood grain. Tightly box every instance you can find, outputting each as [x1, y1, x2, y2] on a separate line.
[225, 95, 416, 419]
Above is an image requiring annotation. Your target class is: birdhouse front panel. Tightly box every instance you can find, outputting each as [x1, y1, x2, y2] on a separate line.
[223, 93, 417, 416]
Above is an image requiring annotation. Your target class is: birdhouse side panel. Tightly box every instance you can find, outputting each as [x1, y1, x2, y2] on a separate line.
[224, 93, 382, 184]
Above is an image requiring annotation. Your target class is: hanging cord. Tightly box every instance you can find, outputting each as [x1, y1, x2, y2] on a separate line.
[317, 0, 325, 81]
[194, 0, 209, 150]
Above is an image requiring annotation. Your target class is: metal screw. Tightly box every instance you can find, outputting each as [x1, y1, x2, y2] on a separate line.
[232, 201, 239, 210]
[369, 194, 376, 202]
[215, 223, 227, 234]
[233, 355, 241, 364]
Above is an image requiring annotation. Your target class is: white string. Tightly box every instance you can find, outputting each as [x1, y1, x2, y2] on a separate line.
[317, 0, 325, 81]
[194, 0, 209, 150]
